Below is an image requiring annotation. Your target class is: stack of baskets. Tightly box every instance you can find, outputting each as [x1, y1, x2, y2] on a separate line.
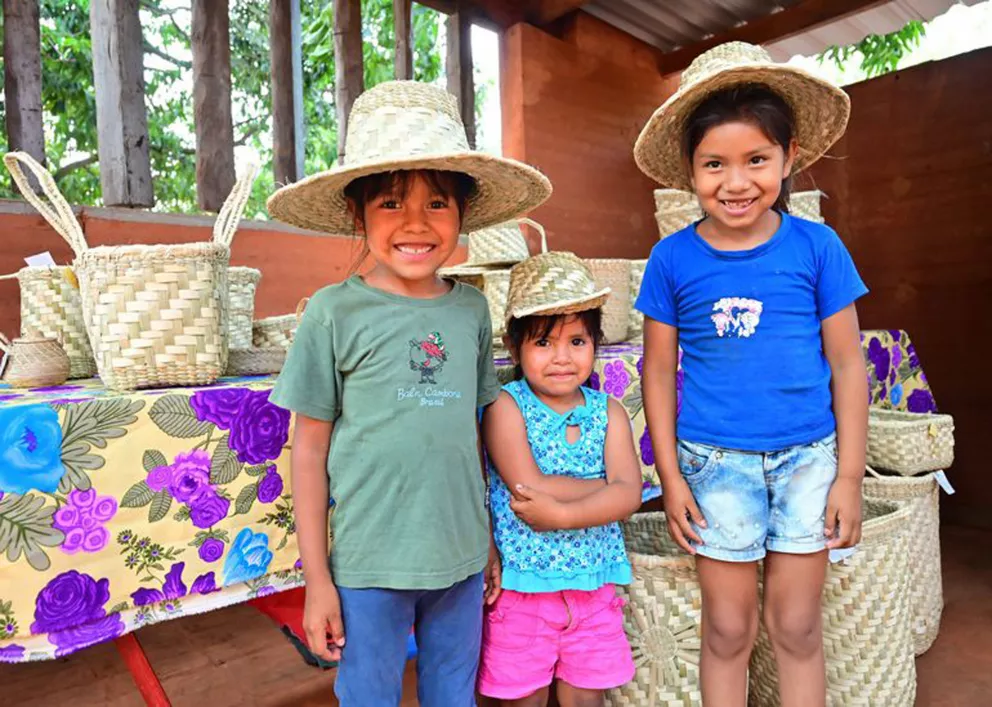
[4, 151, 259, 390]
[654, 189, 703, 239]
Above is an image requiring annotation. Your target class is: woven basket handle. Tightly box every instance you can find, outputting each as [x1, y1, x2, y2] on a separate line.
[0, 332, 10, 353]
[295, 297, 310, 323]
[866, 465, 882, 479]
[3, 152, 88, 258]
[517, 217, 547, 255]
[213, 162, 259, 248]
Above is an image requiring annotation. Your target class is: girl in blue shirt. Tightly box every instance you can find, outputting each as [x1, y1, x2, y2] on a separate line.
[635, 42, 869, 707]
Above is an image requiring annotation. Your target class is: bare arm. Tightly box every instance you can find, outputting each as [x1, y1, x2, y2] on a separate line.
[822, 304, 868, 481]
[291, 414, 334, 587]
[483, 392, 606, 502]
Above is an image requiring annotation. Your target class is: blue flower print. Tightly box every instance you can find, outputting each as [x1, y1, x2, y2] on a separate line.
[221, 528, 273, 585]
[0, 404, 65, 494]
[890, 384, 904, 407]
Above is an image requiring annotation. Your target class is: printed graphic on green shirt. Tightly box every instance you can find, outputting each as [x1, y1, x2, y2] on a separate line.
[400, 331, 465, 408]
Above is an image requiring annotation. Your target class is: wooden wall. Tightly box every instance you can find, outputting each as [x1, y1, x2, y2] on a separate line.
[805, 47, 992, 528]
[500, 13, 679, 258]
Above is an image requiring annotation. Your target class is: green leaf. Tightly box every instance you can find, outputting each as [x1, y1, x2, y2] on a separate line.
[148, 490, 173, 523]
[108, 602, 129, 615]
[0, 493, 65, 571]
[59, 398, 145, 493]
[174, 505, 191, 521]
[235, 483, 258, 516]
[245, 464, 268, 477]
[121, 480, 155, 508]
[622, 385, 644, 418]
[149, 395, 212, 438]
[143, 450, 168, 473]
[210, 434, 243, 485]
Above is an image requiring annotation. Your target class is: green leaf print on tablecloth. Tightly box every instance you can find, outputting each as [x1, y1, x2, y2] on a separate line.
[0, 493, 65, 571]
[59, 399, 145, 494]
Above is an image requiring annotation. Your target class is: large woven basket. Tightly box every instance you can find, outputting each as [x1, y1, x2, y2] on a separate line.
[863, 467, 943, 655]
[0, 334, 70, 388]
[228, 266, 262, 351]
[867, 408, 955, 476]
[654, 189, 698, 212]
[628, 259, 647, 341]
[788, 190, 825, 223]
[585, 259, 632, 344]
[655, 206, 703, 239]
[0, 264, 96, 379]
[607, 513, 702, 707]
[4, 152, 257, 391]
[748, 499, 916, 707]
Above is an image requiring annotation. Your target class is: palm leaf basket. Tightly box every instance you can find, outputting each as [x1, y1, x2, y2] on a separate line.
[867, 408, 955, 476]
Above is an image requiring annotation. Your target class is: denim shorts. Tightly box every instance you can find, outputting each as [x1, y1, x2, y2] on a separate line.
[677, 433, 838, 562]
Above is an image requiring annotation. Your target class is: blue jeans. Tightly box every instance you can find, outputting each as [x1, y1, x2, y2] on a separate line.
[335, 572, 484, 706]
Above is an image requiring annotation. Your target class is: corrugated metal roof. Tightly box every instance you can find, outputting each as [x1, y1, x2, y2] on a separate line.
[581, 0, 978, 60]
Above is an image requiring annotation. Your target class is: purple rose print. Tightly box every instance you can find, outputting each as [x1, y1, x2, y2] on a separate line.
[255, 585, 277, 598]
[878, 383, 888, 404]
[258, 467, 284, 504]
[31, 571, 124, 657]
[866, 337, 890, 382]
[228, 391, 291, 465]
[190, 388, 249, 430]
[676, 368, 685, 415]
[907, 389, 937, 414]
[189, 491, 231, 529]
[906, 343, 921, 371]
[30, 384, 84, 394]
[587, 372, 601, 391]
[168, 450, 212, 503]
[888, 330, 902, 342]
[0, 645, 25, 662]
[892, 345, 903, 371]
[639, 428, 655, 467]
[603, 361, 630, 398]
[636, 357, 644, 378]
[53, 488, 118, 554]
[146, 465, 173, 492]
[131, 562, 220, 607]
[198, 537, 226, 563]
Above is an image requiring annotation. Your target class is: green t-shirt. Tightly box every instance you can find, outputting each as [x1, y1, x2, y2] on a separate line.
[270, 276, 500, 590]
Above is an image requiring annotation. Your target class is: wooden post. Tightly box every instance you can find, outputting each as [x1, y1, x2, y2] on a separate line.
[446, 5, 475, 148]
[393, 0, 413, 80]
[191, 0, 236, 212]
[333, 0, 364, 163]
[270, 0, 304, 185]
[89, 0, 154, 207]
[3, 0, 45, 179]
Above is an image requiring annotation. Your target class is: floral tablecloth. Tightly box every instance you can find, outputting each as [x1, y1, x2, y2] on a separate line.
[0, 330, 933, 663]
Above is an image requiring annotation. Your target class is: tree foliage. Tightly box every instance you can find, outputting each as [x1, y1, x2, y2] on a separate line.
[819, 20, 927, 79]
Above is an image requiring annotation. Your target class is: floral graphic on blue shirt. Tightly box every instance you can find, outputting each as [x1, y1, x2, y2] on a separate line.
[711, 297, 763, 338]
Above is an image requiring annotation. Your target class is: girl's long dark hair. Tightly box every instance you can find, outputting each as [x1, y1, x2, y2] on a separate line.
[683, 84, 796, 214]
[505, 310, 604, 383]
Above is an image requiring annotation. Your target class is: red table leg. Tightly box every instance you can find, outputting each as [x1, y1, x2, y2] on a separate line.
[114, 633, 172, 707]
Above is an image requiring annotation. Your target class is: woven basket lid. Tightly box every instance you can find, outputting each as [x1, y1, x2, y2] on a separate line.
[440, 217, 548, 276]
[267, 81, 553, 234]
[504, 251, 610, 325]
[634, 41, 850, 190]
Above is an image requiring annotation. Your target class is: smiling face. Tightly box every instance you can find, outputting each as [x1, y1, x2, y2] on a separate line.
[509, 313, 599, 408]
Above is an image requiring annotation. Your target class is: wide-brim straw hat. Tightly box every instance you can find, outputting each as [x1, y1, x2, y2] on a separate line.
[267, 81, 552, 234]
[440, 217, 546, 276]
[634, 41, 850, 190]
[504, 251, 610, 325]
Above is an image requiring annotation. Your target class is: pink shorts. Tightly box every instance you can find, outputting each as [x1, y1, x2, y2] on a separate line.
[477, 585, 635, 699]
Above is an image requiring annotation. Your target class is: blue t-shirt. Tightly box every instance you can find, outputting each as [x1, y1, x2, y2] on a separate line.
[636, 213, 868, 452]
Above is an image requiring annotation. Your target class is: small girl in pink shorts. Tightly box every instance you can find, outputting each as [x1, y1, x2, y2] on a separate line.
[479, 252, 643, 706]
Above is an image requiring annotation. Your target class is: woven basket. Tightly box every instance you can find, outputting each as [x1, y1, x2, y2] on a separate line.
[252, 297, 309, 350]
[628, 259, 647, 341]
[586, 259, 631, 344]
[0, 334, 70, 388]
[863, 467, 942, 655]
[788, 190, 825, 223]
[225, 347, 286, 376]
[4, 152, 257, 391]
[655, 206, 703, 239]
[653, 189, 698, 212]
[606, 512, 702, 707]
[0, 265, 96, 379]
[748, 499, 916, 707]
[228, 267, 262, 351]
[867, 408, 955, 476]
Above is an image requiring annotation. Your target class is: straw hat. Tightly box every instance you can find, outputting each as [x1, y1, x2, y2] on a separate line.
[439, 217, 547, 276]
[634, 41, 850, 190]
[504, 252, 610, 324]
[267, 81, 553, 234]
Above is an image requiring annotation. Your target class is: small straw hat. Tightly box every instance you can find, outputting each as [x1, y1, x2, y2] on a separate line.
[268, 81, 553, 234]
[634, 41, 850, 190]
[440, 217, 546, 276]
[504, 252, 610, 325]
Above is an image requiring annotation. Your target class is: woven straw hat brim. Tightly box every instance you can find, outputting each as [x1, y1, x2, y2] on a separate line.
[634, 63, 850, 190]
[266, 152, 552, 235]
[507, 289, 611, 323]
[439, 261, 518, 277]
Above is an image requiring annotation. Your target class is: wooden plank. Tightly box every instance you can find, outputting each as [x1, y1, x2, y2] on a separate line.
[333, 0, 364, 163]
[394, 0, 413, 80]
[660, 0, 886, 73]
[89, 0, 154, 207]
[3, 0, 45, 180]
[446, 5, 475, 148]
[419, 0, 589, 29]
[191, 0, 236, 212]
[270, 0, 304, 185]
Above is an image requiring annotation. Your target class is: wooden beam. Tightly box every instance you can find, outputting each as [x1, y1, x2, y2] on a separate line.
[3, 0, 45, 181]
[191, 0, 236, 212]
[333, 0, 364, 163]
[394, 0, 413, 79]
[527, 0, 590, 26]
[270, 0, 304, 185]
[660, 0, 886, 74]
[89, 0, 154, 207]
[446, 5, 475, 148]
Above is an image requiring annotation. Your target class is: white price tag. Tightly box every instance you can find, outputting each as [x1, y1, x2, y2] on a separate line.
[934, 470, 956, 495]
[24, 251, 57, 267]
[829, 546, 857, 564]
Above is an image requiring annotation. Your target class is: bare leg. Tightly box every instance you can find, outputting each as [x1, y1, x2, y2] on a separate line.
[556, 682, 604, 707]
[696, 556, 760, 707]
[762, 551, 828, 707]
[503, 686, 551, 707]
